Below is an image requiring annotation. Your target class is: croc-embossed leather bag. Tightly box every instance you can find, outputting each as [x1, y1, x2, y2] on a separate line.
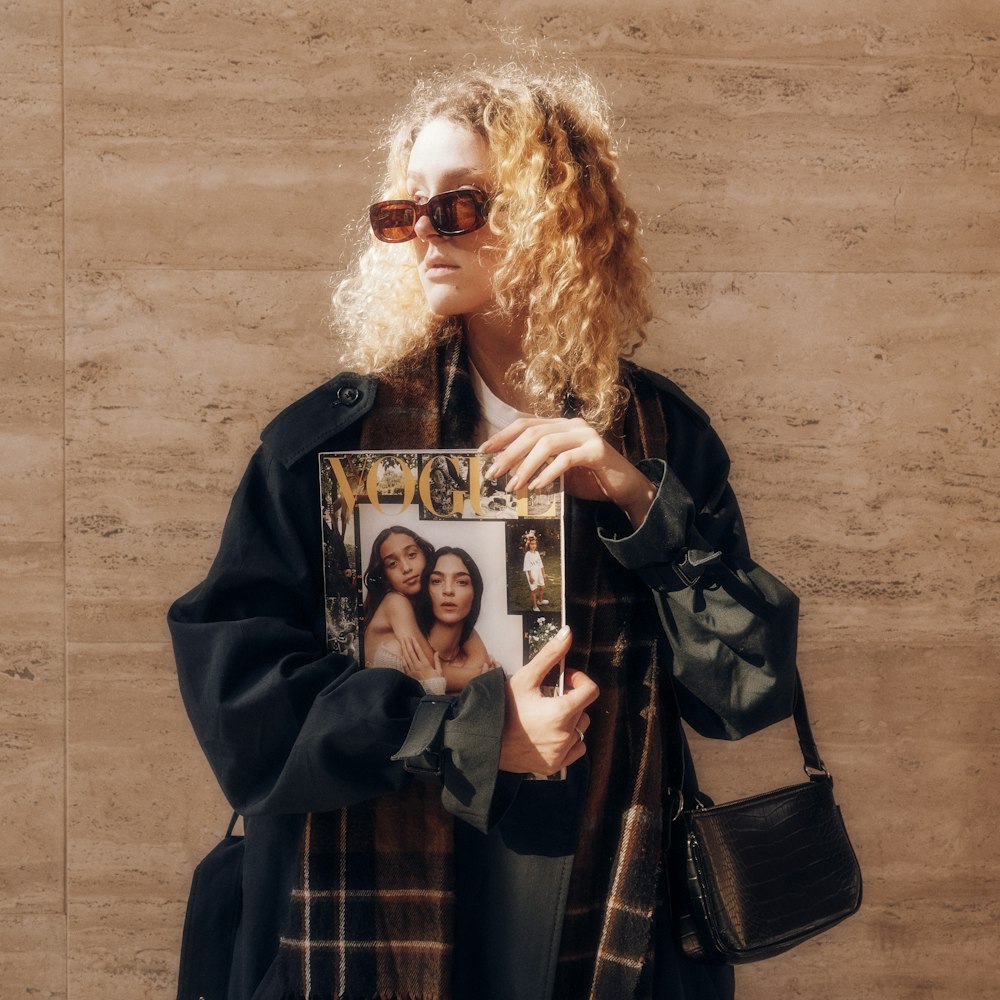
[665, 674, 862, 964]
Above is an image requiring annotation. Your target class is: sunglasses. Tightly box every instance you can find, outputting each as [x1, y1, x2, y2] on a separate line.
[369, 188, 491, 243]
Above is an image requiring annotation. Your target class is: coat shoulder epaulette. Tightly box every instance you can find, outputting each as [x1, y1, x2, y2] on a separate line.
[624, 362, 711, 428]
[259, 372, 377, 469]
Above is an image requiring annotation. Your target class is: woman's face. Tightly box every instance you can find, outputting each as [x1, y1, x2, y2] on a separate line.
[428, 552, 476, 624]
[406, 117, 499, 322]
[379, 532, 426, 596]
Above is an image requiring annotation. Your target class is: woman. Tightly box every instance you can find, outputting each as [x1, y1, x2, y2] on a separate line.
[413, 546, 495, 692]
[169, 65, 799, 1000]
[362, 526, 435, 625]
[360, 525, 444, 688]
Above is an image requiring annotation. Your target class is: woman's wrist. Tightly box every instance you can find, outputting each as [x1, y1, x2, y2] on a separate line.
[612, 463, 657, 528]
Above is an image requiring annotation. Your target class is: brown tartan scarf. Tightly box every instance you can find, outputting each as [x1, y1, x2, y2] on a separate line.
[277, 327, 672, 1000]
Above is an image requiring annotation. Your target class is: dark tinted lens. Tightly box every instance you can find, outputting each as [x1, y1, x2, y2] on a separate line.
[370, 202, 416, 242]
[430, 191, 483, 234]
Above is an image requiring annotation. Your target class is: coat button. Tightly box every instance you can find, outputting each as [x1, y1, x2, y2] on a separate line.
[336, 385, 360, 406]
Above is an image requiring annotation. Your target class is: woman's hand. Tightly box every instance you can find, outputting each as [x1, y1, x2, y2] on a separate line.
[381, 593, 438, 679]
[482, 416, 655, 528]
[499, 626, 599, 776]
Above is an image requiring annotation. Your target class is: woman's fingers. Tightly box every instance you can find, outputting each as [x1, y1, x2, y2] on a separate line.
[562, 667, 600, 711]
[398, 636, 420, 673]
[483, 417, 642, 507]
[401, 635, 434, 678]
[511, 436, 597, 493]
[481, 415, 548, 454]
[556, 711, 592, 769]
[484, 419, 595, 487]
[562, 739, 588, 769]
[500, 642, 601, 775]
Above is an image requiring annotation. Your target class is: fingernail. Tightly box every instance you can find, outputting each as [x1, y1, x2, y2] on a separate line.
[507, 475, 520, 491]
[556, 625, 570, 640]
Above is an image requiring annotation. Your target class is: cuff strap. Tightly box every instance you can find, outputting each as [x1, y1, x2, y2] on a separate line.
[391, 694, 457, 779]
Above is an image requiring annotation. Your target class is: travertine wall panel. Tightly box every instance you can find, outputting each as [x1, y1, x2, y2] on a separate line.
[0, 913, 67, 1000]
[1, 1, 62, 164]
[3, 1, 997, 997]
[65, 268, 335, 641]
[1, 4, 67, 996]
[0, 545, 64, 912]
[61, 0, 1000, 59]
[65, 142, 366, 270]
[67, 643, 224, 1000]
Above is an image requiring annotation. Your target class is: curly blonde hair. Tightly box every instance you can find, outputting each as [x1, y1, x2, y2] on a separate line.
[333, 64, 651, 432]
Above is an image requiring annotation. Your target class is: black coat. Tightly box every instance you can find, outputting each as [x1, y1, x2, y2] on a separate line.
[169, 366, 797, 999]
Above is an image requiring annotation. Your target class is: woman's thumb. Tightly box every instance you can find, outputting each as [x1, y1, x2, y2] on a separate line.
[518, 625, 571, 687]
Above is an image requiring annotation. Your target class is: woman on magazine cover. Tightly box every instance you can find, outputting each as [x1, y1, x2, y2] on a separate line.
[414, 546, 492, 693]
[169, 64, 800, 1000]
[361, 524, 443, 688]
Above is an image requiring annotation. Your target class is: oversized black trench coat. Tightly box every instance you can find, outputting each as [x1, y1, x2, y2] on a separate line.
[169, 364, 799, 999]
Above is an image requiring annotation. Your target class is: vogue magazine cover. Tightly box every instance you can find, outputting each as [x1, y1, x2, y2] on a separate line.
[319, 450, 566, 696]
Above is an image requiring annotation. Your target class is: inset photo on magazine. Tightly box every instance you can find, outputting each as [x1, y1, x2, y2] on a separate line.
[504, 520, 562, 615]
[318, 449, 565, 701]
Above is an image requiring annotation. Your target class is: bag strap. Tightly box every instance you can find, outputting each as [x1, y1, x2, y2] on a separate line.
[226, 810, 241, 838]
[663, 669, 830, 811]
[790, 672, 828, 777]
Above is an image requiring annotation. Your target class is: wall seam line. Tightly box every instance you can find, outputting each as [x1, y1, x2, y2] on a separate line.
[61, 1, 70, 996]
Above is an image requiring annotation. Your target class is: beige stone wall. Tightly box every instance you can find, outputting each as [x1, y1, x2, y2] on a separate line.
[2, 1, 997, 996]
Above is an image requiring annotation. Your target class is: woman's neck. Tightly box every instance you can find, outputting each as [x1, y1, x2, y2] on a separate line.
[463, 310, 533, 412]
[428, 622, 463, 662]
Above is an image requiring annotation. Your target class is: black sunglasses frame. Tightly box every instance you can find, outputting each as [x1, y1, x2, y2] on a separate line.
[368, 188, 491, 243]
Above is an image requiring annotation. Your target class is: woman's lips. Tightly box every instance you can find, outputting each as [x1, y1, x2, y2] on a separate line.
[423, 256, 458, 274]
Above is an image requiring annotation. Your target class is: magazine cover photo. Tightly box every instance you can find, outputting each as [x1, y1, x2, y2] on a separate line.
[319, 450, 565, 696]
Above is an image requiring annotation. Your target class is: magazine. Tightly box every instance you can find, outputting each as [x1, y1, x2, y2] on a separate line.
[318, 449, 566, 698]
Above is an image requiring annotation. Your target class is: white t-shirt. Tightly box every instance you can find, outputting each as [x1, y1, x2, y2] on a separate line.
[523, 549, 545, 588]
[469, 361, 532, 443]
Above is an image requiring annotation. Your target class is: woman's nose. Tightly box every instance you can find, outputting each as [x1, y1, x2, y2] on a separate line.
[412, 213, 442, 241]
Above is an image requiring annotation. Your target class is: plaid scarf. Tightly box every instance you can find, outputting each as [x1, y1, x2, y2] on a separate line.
[278, 327, 671, 1000]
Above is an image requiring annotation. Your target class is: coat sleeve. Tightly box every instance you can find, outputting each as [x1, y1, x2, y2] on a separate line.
[168, 443, 508, 825]
[597, 415, 798, 740]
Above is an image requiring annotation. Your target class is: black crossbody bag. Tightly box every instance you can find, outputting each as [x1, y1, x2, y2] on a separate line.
[665, 672, 862, 964]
